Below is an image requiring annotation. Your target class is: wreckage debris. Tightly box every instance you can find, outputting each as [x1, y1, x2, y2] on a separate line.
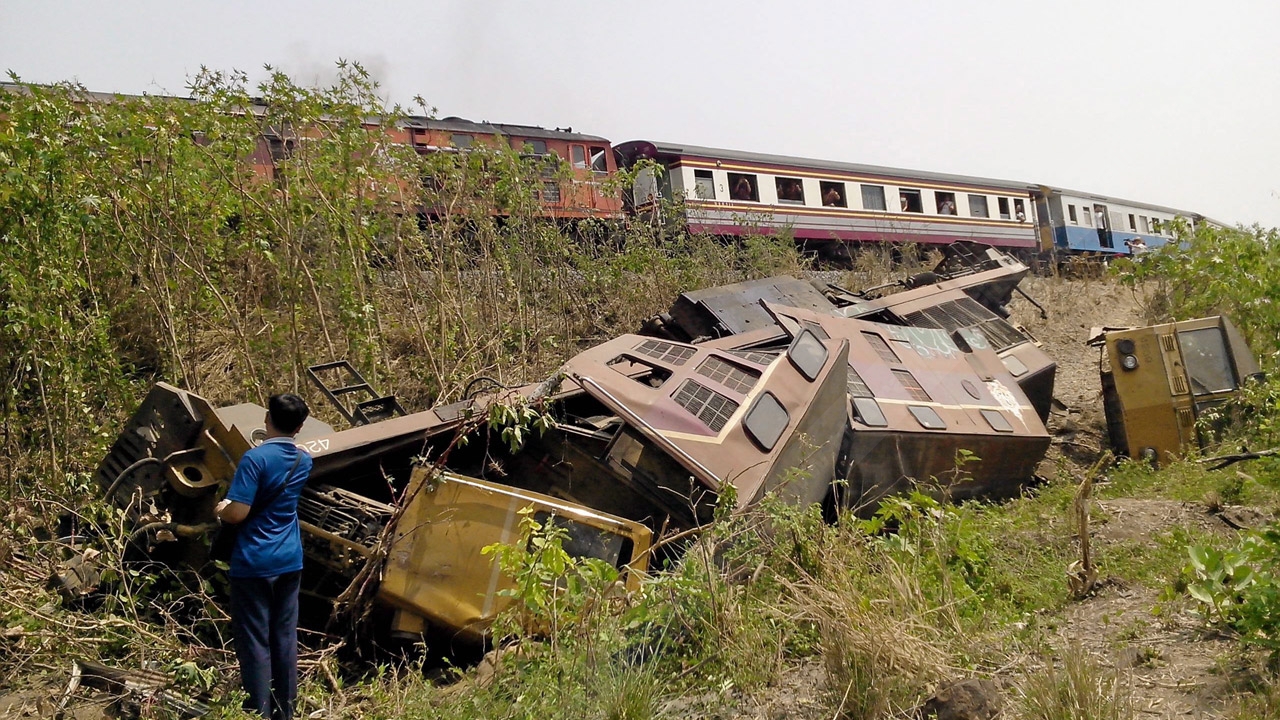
[1090, 315, 1262, 466]
[91, 243, 1058, 643]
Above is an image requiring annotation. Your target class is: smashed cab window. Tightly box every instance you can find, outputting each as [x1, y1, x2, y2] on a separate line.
[743, 392, 789, 451]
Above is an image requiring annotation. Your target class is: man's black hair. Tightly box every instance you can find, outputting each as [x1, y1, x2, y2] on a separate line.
[268, 393, 310, 434]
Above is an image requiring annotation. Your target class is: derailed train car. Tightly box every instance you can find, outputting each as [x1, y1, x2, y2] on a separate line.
[92, 246, 1054, 641]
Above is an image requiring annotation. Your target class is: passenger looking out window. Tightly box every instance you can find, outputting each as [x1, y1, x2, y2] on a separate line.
[729, 173, 758, 202]
[821, 181, 846, 207]
[1014, 199, 1026, 222]
[776, 177, 805, 204]
[899, 189, 923, 213]
[936, 192, 957, 215]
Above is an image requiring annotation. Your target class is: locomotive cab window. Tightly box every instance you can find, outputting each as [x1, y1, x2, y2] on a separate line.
[935, 191, 957, 215]
[570, 145, 587, 169]
[820, 181, 846, 207]
[694, 170, 716, 200]
[775, 176, 805, 204]
[861, 184, 887, 211]
[523, 140, 548, 156]
[968, 194, 989, 218]
[899, 189, 923, 213]
[998, 197, 1011, 219]
[728, 173, 759, 202]
[590, 146, 608, 174]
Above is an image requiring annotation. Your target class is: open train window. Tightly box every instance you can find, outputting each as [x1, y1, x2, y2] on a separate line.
[1068, 205, 1078, 224]
[694, 170, 716, 200]
[899, 189, 923, 213]
[820, 182, 846, 207]
[935, 192, 957, 215]
[450, 133, 473, 149]
[1151, 218, 1162, 234]
[728, 173, 759, 202]
[590, 146, 608, 174]
[1128, 214, 1137, 231]
[776, 177, 805, 204]
[571, 145, 588, 169]
[997, 197, 1011, 219]
[1014, 199, 1026, 221]
[968, 194, 989, 218]
[861, 184, 887, 211]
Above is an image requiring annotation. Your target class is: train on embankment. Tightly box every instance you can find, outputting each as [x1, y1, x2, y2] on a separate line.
[0, 82, 1210, 259]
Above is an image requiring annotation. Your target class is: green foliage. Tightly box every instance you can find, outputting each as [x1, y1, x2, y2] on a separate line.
[1018, 642, 1133, 720]
[1186, 529, 1280, 653]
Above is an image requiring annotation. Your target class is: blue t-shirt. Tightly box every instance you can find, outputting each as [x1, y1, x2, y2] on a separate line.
[225, 437, 312, 579]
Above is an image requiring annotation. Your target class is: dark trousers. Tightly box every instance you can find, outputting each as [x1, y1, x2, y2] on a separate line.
[229, 571, 301, 720]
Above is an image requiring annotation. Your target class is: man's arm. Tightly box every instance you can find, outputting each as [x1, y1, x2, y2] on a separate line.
[216, 499, 252, 524]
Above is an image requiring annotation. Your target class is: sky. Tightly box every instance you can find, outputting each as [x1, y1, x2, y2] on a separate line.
[3, 0, 1279, 227]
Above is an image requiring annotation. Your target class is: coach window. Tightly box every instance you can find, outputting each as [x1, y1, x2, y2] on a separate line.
[1140, 216, 1150, 233]
[1068, 205, 1078, 224]
[1151, 217, 1162, 234]
[590, 146, 609, 174]
[450, 133, 473, 149]
[1082, 207, 1093, 227]
[968, 194, 989, 218]
[570, 145, 587, 169]
[694, 170, 716, 200]
[820, 181, 847, 207]
[775, 176, 805, 204]
[729, 173, 759, 202]
[935, 191, 957, 215]
[861, 184, 887, 211]
[1128, 213, 1137, 231]
[1014, 199, 1026, 222]
[997, 197, 1011, 219]
[899, 189, 923, 213]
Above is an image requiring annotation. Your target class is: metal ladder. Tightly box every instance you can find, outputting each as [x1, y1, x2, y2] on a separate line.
[306, 361, 406, 427]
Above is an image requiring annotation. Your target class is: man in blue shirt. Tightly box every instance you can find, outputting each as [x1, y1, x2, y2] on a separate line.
[216, 393, 313, 720]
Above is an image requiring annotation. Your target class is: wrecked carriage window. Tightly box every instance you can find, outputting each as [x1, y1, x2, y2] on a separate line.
[787, 329, 828, 382]
[608, 355, 673, 388]
[532, 512, 627, 566]
[673, 380, 739, 432]
[1177, 328, 1236, 396]
[743, 392, 789, 451]
[590, 146, 608, 174]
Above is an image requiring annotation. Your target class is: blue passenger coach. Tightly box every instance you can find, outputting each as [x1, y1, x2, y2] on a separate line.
[1032, 187, 1201, 256]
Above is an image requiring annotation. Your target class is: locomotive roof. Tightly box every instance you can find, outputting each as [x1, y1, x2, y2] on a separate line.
[398, 115, 610, 143]
[622, 140, 1037, 193]
[1034, 184, 1202, 218]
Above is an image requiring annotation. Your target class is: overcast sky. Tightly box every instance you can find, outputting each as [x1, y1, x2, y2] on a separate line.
[4, 1, 1278, 227]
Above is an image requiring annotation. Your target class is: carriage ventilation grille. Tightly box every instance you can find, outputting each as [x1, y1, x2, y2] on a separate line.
[696, 356, 759, 394]
[1177, 408, 1194, 427]
[904, 297, 1028, 353]
[728, 349, 779, 366]
[847, 366, 874, 398]
[635, 339, 696, 366]
[1161, 334, 1177, 352]
[673, 380, 739, 432]
[1172, 375, 1189, 395]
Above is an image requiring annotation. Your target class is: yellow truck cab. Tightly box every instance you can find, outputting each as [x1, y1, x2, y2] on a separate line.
[1092, 316, 1262, 466]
